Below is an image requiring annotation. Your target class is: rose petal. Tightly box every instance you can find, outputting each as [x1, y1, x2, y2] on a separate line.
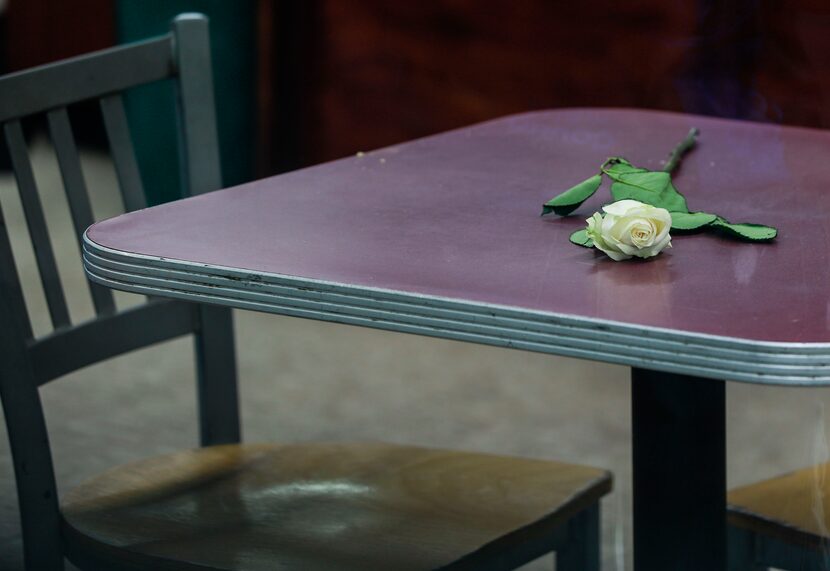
[629, 221, 656, 248]
[606, 233, 639, 255]
[602, 199, 644, 216]
[600, 248, 633, 261]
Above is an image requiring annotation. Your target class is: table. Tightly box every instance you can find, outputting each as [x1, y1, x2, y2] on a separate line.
[83, 109, 830, 570]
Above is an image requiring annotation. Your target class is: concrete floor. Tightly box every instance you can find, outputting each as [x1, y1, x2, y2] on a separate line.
[2, 140, 828, 570]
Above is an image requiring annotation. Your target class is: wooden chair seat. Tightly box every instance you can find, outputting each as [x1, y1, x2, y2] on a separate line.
[61, 441, 611, 571]
[728, 462, 830, 549]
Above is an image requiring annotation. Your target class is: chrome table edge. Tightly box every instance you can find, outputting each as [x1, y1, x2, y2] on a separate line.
[83, 233, 830, 386]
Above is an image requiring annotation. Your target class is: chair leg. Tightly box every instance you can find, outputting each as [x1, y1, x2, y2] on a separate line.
[756, 533, 828, 571]
[729, 524, 830, 571]
[556, 504, 600, 571]
[727, 526, 762, 571]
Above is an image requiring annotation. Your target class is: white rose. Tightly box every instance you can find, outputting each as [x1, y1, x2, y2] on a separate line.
[585, 199, 672, 261]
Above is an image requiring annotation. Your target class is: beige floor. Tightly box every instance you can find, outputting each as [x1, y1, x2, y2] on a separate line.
[1, 141, 828, 570]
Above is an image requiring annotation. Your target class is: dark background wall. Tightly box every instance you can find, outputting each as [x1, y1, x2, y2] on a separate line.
[282, 0, 830, 166]
[3, 0, 830, 175]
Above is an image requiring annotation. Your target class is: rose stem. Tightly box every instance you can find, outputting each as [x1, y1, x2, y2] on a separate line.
[662, 127, 700, 173]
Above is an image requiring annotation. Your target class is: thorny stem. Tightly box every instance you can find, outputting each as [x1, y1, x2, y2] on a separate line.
[662, 127, 699, 173]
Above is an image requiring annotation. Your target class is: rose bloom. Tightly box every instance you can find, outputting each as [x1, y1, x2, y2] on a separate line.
[585, 199, 672, 261]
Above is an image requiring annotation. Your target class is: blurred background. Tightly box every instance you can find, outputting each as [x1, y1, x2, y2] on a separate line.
[3, 1, 830, 570]
[4, 0, 830, 193]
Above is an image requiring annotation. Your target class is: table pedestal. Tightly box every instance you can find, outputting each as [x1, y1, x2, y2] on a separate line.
[632, 368, 726, 570]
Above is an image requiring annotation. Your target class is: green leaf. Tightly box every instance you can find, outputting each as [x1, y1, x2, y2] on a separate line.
[603, 157, 646, 177]
[670, 211, 717, 231]
[569, 228, 594, 248]
[541, 174, 603, 216]
[662, 180, 689, 213]
[609, 171, 689, 213]
[711, 217, 778, 241]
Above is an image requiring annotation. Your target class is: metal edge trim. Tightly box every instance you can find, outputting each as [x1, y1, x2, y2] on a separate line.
[82, 248, 830, 372]
[83, 234, 830, 385]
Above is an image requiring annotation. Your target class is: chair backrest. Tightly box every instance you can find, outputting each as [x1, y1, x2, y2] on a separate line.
[0, 14, 240, 570]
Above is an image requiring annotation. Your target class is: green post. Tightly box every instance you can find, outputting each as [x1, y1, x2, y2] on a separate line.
[115, 1, 256, 205]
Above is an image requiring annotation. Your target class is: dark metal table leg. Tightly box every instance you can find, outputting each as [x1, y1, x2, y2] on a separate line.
[632, 368, 726, 571]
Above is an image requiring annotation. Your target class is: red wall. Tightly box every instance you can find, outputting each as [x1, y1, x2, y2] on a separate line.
[5, 1, 830, 172]
[2, 0, 114, 71]
[279, 1, 830, 167]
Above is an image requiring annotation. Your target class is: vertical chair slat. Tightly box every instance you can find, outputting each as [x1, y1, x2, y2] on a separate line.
[99, 94, 147, 212]
[0, 294, 63, 570]
[3, 120, 71, 330]
[172, 15, 223, 197]
[47, 108, 116, 316]
[172, 15, 240, 446]
[0, 204, 34, 339]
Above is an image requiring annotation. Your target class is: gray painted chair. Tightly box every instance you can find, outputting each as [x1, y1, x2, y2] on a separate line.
[0, 13, 611, 571]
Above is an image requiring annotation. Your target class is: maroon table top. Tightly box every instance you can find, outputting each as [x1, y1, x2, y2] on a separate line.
[87, 109, 830, 346]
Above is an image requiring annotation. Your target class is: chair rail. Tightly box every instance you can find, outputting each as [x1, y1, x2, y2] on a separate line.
[0, 36, 173, 123]
[28, 299, 197, 386]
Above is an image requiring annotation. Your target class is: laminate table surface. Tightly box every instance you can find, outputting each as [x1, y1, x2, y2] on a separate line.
[85, 108, 830, 386]
[84, 108, 830, 570]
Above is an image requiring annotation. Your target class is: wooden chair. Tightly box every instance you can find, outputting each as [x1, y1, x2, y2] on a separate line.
[728, 465, 830, 570]
[0, 13, 612, 571]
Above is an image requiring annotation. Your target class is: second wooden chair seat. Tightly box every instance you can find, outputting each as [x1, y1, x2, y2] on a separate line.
[61, 441, 611, 571]
[729, 463, 830, 548]
[728, 463, 830, 569]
